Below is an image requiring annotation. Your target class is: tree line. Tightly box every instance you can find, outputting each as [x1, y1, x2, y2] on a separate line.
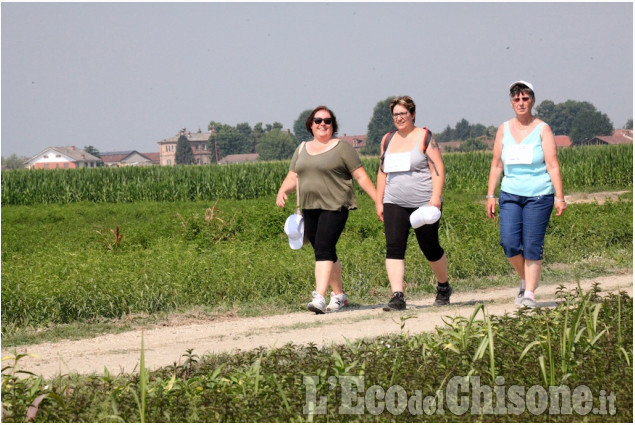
[362, 96, 628, 155]
[2, 98, 629, 169]
[179, 97, 626, 163]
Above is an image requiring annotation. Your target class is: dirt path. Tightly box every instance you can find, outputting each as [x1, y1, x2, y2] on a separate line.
[3, 273, 632, 379]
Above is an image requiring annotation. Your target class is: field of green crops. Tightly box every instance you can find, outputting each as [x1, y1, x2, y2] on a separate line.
[1, 145, 632, 339]
[2, 145, 632, 205]
[1, 145, 632, 422]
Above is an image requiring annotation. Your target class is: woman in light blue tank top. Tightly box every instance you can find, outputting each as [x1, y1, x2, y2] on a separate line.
[486, 81, 567, 309]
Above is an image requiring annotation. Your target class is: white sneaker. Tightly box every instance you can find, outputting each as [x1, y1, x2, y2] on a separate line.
[514, 289, 525, 306]
[307, 291, 326, 314]
[326, 291, 348, 312]
[518, 296, 537, 309]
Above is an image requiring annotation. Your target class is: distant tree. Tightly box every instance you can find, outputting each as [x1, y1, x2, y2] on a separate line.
[457, 137, 488, 152]
[251, 122, 265, 153]
[265, 122, 284, 132]
[535, 100, 558, 131]
[236, 123, 253, 152]
[485, 125, 498, 138]
[454, 118, 471, 140]
[175, 134, 194, 164]
[625, 119, 633, 130]
[271, 122, 284, 131]
[256, 128, 296, 160]
[293, 109, 313, 144]
[83, 145, 101, 158]
[208, 121, 250, 159]
[436, 125, 454, 143]
[1, 154, 25, 170]
[363, 96, 395, 155]
[569, 109, 614, 145]
[536, 99, 613, 139]
[469, 123, 486, 139]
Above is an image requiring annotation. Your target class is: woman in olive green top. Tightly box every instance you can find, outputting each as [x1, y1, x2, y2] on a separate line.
[276, 106, 377, 314]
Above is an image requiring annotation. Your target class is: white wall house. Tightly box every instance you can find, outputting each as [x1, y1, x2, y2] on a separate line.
[24, 146, 103, 170]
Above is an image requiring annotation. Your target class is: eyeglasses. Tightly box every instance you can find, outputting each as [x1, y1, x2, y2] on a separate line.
[512, 96, 532, 103]
[313, 117, 333, 125]
[392, 111, 409, 119]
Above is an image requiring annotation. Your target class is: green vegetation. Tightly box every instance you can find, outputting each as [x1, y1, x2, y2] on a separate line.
[2, 289, 632, 422]
[2, 145, 631, 205]
[1, 192, 631, 340]
[1, 145, 632, 341]
[175, 134, 194, 165]
[1, 144, 632, 421]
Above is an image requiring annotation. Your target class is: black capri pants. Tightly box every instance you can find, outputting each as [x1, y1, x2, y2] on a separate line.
[383, 203, 445, 262]
[303, 208, 349, 262]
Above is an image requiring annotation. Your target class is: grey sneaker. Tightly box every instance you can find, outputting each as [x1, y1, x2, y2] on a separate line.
[518, 296, 537, 309]
[307, 291, 326, 314]
[383, 292, 406, 311]
[433, 284, 453, 306]
[514, 289, 525, 306]
[326, 291, 348, 312]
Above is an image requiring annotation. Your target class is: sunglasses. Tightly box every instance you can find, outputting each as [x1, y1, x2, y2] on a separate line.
[313, 117, 333, 125]
[512, 96, 532, 103]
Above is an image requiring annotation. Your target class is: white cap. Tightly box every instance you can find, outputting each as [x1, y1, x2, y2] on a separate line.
[410, 206, 441, 229]
[509, 80, 535, 93]
[284, 213, 304, 250]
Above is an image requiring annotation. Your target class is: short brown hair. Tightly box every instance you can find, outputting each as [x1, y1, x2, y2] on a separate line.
[390, 96, 416, 114]
[305, 105, 339, 136]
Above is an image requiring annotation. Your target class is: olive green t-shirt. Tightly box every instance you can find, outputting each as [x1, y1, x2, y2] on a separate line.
[290, 141, 363, 211]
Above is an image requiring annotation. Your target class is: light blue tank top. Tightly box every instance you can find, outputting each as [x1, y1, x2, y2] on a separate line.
[383, 138, 432, 208]
[500, 121, 554, 197]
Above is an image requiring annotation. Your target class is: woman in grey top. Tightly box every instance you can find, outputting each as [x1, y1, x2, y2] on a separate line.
[276, 106, 377, 314]
[376, 96, 451, 310]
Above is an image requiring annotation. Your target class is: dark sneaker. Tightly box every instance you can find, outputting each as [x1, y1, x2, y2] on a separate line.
[433, 284, 452, 306]
[383, 292, 406, 311]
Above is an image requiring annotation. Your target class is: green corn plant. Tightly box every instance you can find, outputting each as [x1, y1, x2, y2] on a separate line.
[129, 331, 148, 423]
[617, 291, 631, 366]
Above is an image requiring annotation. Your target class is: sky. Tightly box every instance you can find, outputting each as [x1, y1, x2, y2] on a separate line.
[1, 1, 633, 158]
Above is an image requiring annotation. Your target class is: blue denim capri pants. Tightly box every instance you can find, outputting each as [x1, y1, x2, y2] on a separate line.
[499, 191, 554, 261]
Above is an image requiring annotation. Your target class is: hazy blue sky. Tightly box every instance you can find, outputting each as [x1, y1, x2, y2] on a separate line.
[2, 2, 632, 157]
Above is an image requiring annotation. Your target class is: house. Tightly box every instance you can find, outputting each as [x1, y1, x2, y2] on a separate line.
[554, 135, 572, 148]
[577, 129, 633, 146]
[338, 134, 366, 150]
[218, 153, 260, 164]
[100, 151, 157, 167]
[24, 146, 103, 170]
[142, 152, 160, 164]
[157, 128, 213, 166]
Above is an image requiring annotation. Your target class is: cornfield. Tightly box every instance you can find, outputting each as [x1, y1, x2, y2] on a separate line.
[2, 145, 631, 205]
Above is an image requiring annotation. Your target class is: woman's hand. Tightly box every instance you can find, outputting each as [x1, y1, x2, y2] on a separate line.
[486, 198, 497, 219]
[276, 171, 297, 208]
[429, 196, 442, 210]
[375, 202, 384, 222]
[276, 191, 288, 208]
[555, 199, 567, 216]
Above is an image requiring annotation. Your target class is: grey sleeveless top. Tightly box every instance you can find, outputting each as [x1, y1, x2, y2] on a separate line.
[383, 139, 433, 208]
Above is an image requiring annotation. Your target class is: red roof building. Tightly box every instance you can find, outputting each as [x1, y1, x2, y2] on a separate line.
[586, 129, 633, 145]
